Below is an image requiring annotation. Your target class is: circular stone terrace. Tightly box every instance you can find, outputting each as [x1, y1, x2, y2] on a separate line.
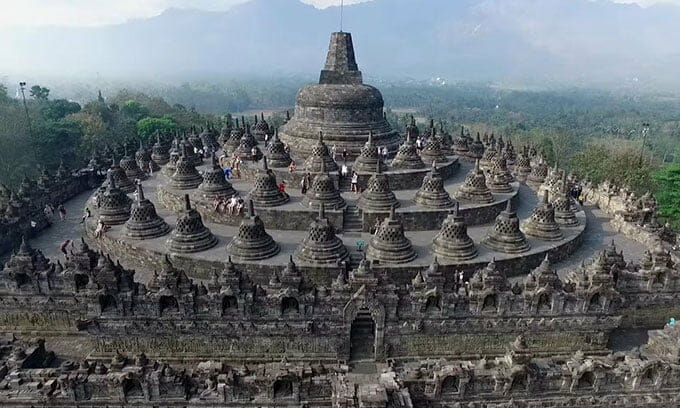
[84, 137, 587, 288]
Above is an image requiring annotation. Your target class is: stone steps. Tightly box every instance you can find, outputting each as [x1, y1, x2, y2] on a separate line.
[343, 204, 363, 232]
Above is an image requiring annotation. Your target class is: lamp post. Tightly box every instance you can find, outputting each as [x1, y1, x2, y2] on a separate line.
[18, 82, 32, 136]
[639, 122, 650, 166]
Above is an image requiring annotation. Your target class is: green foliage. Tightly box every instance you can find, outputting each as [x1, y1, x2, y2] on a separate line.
[120, 100, 150, 121]
[41, 99, 81, 120]
[653, 163, 680, 229]
[29, 85, 50, 101]
[136, 116, 177, 142]
[571, 140, 659, 193]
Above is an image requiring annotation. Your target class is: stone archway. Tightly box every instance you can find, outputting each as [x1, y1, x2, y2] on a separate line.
[349, 308, 375, 361]
[343, 291, 386, 361]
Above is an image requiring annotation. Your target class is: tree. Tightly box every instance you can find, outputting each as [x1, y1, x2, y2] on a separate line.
[120, 100, 150, 121]
[29, 85, 50, 101]
[136, 116, 177, 142]
[42, 99, 81, 120]
[653, 163, 680, 229]
[571, 140, 659, 193]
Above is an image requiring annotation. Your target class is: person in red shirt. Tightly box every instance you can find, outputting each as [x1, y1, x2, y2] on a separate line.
[278, 182, 286, 193]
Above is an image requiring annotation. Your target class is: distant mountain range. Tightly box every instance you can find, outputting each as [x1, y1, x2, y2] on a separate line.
[1, 0, 680, 89]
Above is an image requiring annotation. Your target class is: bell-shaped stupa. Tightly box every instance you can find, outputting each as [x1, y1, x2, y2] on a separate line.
[124, 183, 170, 239]
[432, 202, 478, 261]
[199, 153, 236, 198]
[455, 160, 494, 204]
[357, 162, 399, 212]
[247, 157, 290, 207]
[303, 131, 339, 173]
[414, 163, 455, 209]
[99, 174, 132, 225]
[522, 191, 563, 241]
[169, 144, 203, 190]
[294, 203, 349, 265]
[353, 131, 386, 173]
[266, 128, 292, 168]
[166, 195, 218, 253]
[366, 206, 417, 264]
[391, 128, 425, 169]
[483, 200, 530, 254]
[226, 200, 280, 261]
[302, 161, 346, 210]
[280, 32, 401, 158]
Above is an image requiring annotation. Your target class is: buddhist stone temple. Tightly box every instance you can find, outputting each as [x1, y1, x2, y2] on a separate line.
[3, 29, 680, 408]
[280, 32, 401, 157]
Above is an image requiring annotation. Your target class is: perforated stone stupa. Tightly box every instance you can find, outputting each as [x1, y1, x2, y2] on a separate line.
[124, 183, 170, 240]
[98, 174, 132, 225]
[414, 163, 455, 209]
[294, 204, 349, 265]
[455, 160, 493, 204]
[483, 200, 531, 254]
[522, 191, 563, 241]
[166, 195, 218, 253]
[357, 163, 399, 212]
[247, 157, 289, 207]
[432, 203, 478, 261]
[226, 200, 280, 261]
[198, 153, 236, 198]
[391, 129, 425, 169]
[366, 206, 417, 264]
[280, 32, 401, 158]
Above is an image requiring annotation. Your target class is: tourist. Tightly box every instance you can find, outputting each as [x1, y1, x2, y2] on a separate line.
[351, 172, 359, 193]
[251, 146, 259, 161]
[79, 207, 91, 224]
[416, 137, 423, 150]
[233, 156, 242, 178]
[235, 198, 245, 216]
[289, 161, 297, 172]
[278, 182, 286, 193]
[284, 143, 291, 154]
[43, 204, 53, 217]
[57, 204, 66, 221]
[227, 196, 238, 215]
[301, 173, 310, 194]
[148, 162, 154, 175]
[331, 144, 337, 160]
[224, 166, 232, 180]
[342, 148, 348, 163]
[59, 239, 71, 256]
[578, 193, 584, 206]
[372, 218, 381, 234]
[340, 163, 349, 182]
[264, 133, 270, 147]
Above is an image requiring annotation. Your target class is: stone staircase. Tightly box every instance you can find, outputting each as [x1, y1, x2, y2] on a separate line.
[343, 204, 363, 232]
[338, 173, 352, 192]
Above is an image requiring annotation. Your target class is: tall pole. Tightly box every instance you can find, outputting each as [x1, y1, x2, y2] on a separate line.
[340, 0, 344, 32]
[18, 82, 32, 137]
[639, 122, 650, 166]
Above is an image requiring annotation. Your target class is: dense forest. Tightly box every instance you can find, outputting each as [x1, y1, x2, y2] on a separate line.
[1, 80, 679, 226]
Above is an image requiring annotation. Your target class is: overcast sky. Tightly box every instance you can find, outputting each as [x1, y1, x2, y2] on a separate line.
[0, 0, 676, 28]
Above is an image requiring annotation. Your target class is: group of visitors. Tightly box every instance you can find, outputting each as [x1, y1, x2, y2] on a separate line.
[220, 154, 242, 179]
[44, 203, 67, 221]
[213, 195, 245, 216]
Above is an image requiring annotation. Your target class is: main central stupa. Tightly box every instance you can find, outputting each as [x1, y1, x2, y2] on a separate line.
[280, 32, 401, 158]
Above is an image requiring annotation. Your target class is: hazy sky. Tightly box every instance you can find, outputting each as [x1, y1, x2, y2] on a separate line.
[0, 0, 676, 28]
